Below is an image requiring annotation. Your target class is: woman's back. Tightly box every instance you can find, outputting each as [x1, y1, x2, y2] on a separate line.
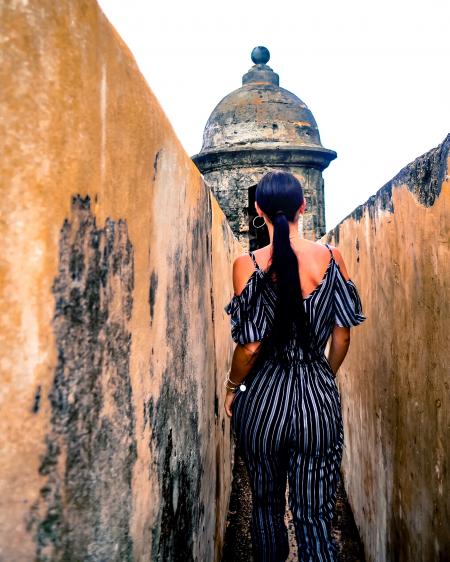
[234, 240, 349, 299]
[273, 239, 349, 298]
[225, 241, 365, 364]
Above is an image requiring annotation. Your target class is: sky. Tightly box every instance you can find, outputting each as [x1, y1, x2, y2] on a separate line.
[98, 0, 449, 230]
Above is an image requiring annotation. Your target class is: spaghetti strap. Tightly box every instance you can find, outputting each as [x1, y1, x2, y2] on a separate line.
[324, 243, 335, 262]
[248, 251, 261, 271]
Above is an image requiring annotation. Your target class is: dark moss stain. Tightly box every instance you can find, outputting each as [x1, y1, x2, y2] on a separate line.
[149, 208, 212, 561]
[295, 124, 311, 138]
[149, 270, 158, 323]
[215, 443, 221, 518]
[26, 195, 137, 562]
[143, 396, 154, 432]
[150, 372, 203, 562]
[214, 395, 219, 417]
[32, 385, 42, 413]
[153, 150, 162, 180]
[328, 134, 450, 238]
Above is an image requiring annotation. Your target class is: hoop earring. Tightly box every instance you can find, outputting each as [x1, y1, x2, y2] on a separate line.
[252, 215, 266, 229]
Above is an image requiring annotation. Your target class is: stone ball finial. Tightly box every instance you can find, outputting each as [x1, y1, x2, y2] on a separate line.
[251, 46, 270, 65]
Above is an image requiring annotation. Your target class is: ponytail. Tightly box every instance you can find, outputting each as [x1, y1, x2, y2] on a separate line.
[252, 171, 314, 367]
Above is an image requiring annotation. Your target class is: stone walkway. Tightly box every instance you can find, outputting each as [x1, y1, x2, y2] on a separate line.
[222, 446, 365, 562]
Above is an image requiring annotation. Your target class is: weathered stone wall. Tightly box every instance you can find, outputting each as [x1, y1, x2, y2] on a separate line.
[0, 2, 240, 560]
[324, 135, 450, 561]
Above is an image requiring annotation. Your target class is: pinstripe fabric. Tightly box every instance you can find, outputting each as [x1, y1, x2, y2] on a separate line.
[224, 244, 366, 562]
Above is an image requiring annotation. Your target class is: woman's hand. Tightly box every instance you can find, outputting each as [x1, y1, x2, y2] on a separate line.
[224, 390, 236, 418]
[224, 342, 260, 419]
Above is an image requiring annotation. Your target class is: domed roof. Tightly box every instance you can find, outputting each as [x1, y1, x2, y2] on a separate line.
[200, 47, 324, 154]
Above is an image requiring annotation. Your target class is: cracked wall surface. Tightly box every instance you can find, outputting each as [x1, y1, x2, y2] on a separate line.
[324, 135, 450, 562]
[0, 1, 240, 560]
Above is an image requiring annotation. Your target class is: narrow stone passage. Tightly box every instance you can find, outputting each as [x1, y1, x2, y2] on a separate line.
[222, 445, 365, 562]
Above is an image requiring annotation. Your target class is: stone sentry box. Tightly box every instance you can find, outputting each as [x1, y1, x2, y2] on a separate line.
[192, 46, 337, 250]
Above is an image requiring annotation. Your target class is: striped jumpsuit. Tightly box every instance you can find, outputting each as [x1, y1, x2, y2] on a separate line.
[224, 244, 366, 561]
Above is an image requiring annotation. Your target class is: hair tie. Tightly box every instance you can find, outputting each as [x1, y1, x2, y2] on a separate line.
[275, 210, 285, 216]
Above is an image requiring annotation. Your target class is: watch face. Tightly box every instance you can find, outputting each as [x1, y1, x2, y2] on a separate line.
[240, 384, 247, 392]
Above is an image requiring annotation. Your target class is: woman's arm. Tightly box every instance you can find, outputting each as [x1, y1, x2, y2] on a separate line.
[327, 325, 350, 375]
[327, 245, 352, 375]
[224, 341, 261, 418]
[229, 342, 260, 384]
[224, 255, 263, 417]
[228, 253, 262, 382]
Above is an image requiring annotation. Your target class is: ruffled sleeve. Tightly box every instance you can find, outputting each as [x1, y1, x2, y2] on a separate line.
[334, 272, 366, 328]
[223, 271, 271, 344]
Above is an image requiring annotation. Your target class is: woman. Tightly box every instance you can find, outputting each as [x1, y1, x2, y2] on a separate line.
[223, 170, 365, 562]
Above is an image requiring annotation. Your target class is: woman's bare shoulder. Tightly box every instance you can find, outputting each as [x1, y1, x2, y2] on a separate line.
[324, 243, 351, 280]
[232, 252, 257, 295]
[300, 239, 333, 258]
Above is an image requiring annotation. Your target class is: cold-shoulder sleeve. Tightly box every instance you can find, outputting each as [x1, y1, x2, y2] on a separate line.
[334, 272, 366, 328]
[223, 271, 270, 344]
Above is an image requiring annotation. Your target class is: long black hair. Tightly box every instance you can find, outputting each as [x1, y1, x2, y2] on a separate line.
[253, 170, 316, 367]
